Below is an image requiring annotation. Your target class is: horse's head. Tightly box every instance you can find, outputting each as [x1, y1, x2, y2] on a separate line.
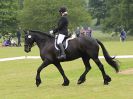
[24, 30, 35, 53]
[24, 30, 54, 53]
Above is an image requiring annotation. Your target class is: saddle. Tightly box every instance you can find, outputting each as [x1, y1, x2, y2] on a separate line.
[54, 34, 76, 50]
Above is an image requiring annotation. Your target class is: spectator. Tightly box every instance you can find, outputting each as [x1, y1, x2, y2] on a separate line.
[85, 27, 92, 37]
[2, 39, 11, 46]
[75, 27, 80, 37]
[16, 29, 22, 46]
[120, 29, 126, 42]
[0, 34, 2, 39]
[11, 38, 17, 46]
[80, 27, 86, 36]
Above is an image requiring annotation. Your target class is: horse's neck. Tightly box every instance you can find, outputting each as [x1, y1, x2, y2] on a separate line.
[35, 35, 54, 50]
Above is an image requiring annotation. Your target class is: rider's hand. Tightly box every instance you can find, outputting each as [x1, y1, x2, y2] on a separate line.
[49, 30, 53, 34]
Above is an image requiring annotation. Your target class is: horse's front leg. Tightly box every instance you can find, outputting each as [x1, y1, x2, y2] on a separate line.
[36, 59, 50, 87]
[54, 62, 69, 86]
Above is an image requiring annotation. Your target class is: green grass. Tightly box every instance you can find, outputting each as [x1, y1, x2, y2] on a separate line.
[93, 30, 133, 41]
[0, 45, 39, 58]
[0, 41, 133, 58]
[0, 41, 133, 99]
[99, 41, 133, 55]
[0, 59, 133, 99]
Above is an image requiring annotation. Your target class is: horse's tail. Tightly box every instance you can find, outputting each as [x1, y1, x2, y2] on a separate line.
[96, 39, 119, 73]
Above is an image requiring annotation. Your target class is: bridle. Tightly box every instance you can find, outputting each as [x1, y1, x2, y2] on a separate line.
[24, 34, 33, 50]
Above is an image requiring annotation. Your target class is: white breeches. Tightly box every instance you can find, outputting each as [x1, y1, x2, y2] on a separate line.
[57, 34, 65, 44]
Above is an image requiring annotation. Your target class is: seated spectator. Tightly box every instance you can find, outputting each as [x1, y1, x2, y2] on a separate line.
[2, 39, 11, 46]
[11, 38, 17, 46]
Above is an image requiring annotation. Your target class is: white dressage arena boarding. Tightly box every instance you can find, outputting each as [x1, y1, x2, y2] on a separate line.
[0, 55, 133, 62]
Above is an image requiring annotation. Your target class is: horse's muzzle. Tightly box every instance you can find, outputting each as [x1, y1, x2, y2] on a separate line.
[25, 49, 30, 53]
[24, 45, 31, 53]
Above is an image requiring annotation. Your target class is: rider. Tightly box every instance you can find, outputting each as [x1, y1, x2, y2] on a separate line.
[50, 7, 69, 60]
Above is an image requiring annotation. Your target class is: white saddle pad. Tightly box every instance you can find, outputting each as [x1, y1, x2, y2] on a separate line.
[54, 34, 76, 50]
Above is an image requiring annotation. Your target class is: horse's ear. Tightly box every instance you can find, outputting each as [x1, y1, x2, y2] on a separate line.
[23, 30, 27, 35]
[23, 30, 29, 35]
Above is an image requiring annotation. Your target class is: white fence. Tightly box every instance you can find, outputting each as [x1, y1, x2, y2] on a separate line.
[0, 55, 133, 62]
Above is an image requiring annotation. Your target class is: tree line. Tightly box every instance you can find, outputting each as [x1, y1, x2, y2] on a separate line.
[88, 0, 133, 35]
[0, 0, 18, 35]
[0, 0, 132, 35]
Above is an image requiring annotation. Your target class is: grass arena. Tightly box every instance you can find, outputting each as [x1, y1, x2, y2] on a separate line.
[0, 41, 133, 99]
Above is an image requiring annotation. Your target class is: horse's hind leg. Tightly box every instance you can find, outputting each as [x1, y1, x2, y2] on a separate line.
[77, 56, 91, 84]
[93, 58, 111, 85]
[36, 59, 50, 87]
[54, 62, 69, 86]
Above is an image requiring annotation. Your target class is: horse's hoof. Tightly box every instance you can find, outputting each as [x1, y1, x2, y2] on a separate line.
[77, 78, 86, 85]
[62, 80, 69, 86]
[103, 75, 111, 85]
[36, 79, 41, 87]
[62, 83, 69, 86]
[107, 77, 111, 82]
[105, 75, 111, 82]
[104, 81, 109, 85]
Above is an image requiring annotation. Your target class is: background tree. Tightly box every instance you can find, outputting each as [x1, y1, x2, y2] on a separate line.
[101, 0, 122, 32]
[120, 0, 133, 35]
[88, 0, 106, 26]
[102, 0, 133, 34]
[18, 0, 91, 32]
[18, 0, 24, 9]
[0, 0, 19, 35]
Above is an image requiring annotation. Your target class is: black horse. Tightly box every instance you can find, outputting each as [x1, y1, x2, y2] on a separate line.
[24, 30, 119, 87]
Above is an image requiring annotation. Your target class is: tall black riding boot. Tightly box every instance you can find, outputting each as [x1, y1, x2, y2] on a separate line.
[58, 43, 66, 60]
